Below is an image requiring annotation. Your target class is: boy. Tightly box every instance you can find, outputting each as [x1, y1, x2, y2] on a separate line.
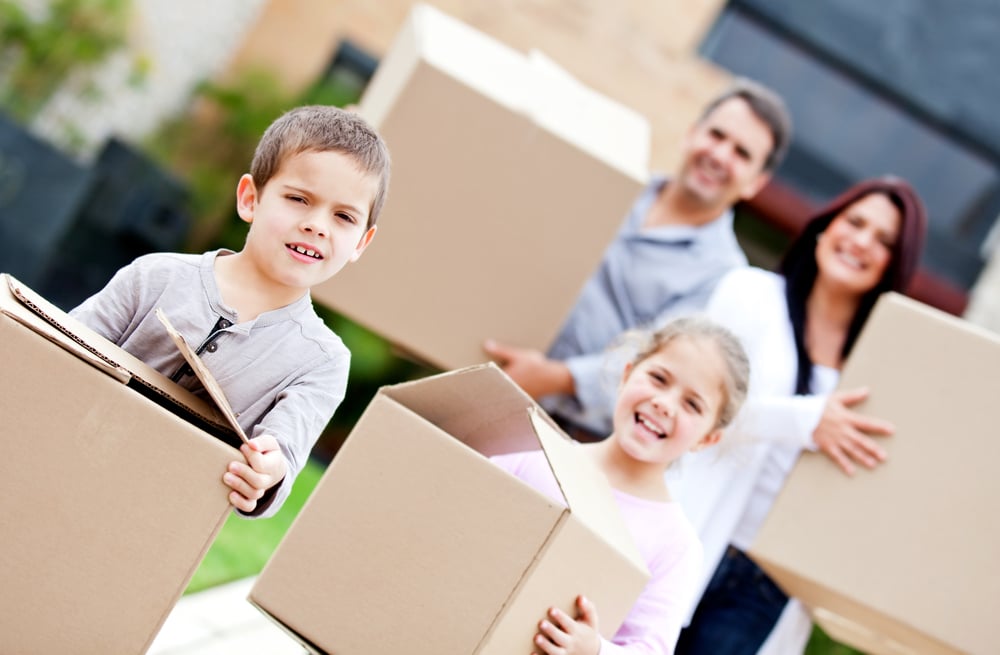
[71, 105, 390, 518]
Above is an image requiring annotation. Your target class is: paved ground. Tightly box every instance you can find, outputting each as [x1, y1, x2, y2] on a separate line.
[149, 577, 304, 655]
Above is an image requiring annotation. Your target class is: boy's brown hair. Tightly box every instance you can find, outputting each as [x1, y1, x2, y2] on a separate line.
[250, 105, 391, 230]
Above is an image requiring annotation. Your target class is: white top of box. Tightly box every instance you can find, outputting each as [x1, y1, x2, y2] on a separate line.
[372, 3, 650, 181]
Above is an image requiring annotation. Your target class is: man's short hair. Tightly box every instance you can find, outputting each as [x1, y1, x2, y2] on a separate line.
[700, 78, 792, 173]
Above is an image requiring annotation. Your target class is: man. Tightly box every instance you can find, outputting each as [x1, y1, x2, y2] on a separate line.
[484, 78, 791, 438]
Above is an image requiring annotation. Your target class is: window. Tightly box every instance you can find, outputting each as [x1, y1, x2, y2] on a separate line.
[702, 3, 1000, 289]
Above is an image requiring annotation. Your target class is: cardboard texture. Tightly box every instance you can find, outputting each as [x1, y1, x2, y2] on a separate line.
[0, 274, 242, 654]
[249, 364, 649, 654]
[156, 307, 249, 443]
[748, 293, 1000, 655]
[310, 3, 650, 370]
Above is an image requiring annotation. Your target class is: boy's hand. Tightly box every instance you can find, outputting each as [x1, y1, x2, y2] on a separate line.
[533, 596, 601, 655]
[223, 435, 288, 513]
[483, 340, 574, 399]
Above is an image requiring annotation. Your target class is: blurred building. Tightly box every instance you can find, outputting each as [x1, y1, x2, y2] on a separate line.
[0, 113, 190, 308]
[10, 0, 1000, 328]
[222, 0, 998, 321]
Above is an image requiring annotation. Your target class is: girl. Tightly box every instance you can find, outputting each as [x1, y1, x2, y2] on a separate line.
[674, 176, 928, 655]
[492, 316, 751, 655]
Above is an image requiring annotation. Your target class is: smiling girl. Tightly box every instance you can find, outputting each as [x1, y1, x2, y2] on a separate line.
[491, 317, 750, 655]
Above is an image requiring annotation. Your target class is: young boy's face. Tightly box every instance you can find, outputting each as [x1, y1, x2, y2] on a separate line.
[236, 149, 378, 294]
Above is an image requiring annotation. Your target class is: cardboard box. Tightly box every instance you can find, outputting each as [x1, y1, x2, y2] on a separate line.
[311, 3, 650, 370]
[748, 292, 1000, 655]
[249, 363, 649, 654]
[0, 274, 243, 654]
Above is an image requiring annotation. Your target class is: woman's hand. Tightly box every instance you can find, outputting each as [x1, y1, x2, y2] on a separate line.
[532, 596, 601, 655]
[813, 387, 894, 476]
[483, 339, 573, 399]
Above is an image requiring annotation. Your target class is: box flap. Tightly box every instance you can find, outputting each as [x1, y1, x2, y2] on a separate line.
[324, 4, 645, 370]
[1, 273, 241, 446]
[525, 49, 650, 181]
[529, 409, 648, 576]
[0, 300, 237, 653]
[382, 363, 545, 456]
[812, 608, 952, 655]
[251, 391, 567, 654]
[156, 308, 248, 442]
[411, 3, 534, 117]
[2, 274, 131, 383]
[399, 4, 649, 183]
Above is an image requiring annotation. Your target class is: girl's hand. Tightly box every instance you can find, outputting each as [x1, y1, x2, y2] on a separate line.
[223, 435, 287, 512]
[813, 387, 894, 476]
[533, 596, 601, 655]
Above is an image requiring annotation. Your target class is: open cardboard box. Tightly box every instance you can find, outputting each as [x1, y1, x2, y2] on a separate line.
[249, 363, 649, 654]
[748, 292, 1000, 655]
[0, 273, 245, 654]
[311, 3, 650, 370]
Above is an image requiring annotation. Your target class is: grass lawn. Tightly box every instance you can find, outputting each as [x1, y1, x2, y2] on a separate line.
[184, 457, 327, 594]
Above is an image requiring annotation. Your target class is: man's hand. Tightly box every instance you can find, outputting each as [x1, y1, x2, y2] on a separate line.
[533, 596, 601, 655]
[483, 339, 574, 399]
[813, 387, 894, 476]
[223, 435, 287, 513]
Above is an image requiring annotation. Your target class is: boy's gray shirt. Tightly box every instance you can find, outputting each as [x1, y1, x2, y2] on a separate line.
[70, 249, 350, 518]
[544, 175, 747, 435]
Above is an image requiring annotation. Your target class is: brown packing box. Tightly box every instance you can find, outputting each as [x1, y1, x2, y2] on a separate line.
[311, 3, 649, 370]
[0, 274, 243, 654]
[748, 292, 1000, 655]
[249, 363, 649, 654]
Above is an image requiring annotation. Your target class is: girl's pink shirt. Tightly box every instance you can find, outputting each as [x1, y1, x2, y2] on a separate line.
[490, 449, 703, 655]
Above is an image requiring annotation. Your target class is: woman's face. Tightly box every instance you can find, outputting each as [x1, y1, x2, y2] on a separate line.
[815, 192, 902, 296]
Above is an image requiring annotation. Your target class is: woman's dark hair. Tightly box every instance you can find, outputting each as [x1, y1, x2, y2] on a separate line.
[780, 176, 927, 394]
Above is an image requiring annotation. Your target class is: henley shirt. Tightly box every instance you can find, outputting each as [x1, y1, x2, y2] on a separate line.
[71, 249, 350, 518]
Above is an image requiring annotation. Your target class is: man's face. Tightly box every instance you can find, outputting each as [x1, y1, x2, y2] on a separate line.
[675, 97, 775, 209]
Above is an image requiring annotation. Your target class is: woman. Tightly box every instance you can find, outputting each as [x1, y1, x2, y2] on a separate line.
[672, 176, 928, 655]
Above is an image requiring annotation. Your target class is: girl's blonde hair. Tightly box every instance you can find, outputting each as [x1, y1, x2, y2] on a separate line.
[628, 316, 750, 429]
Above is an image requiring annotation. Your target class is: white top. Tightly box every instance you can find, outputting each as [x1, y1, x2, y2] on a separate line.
[731, 364, 838, 550]
[672, 267, 833, 654]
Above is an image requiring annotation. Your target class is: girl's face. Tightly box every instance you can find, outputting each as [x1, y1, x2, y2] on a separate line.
[815, 193, 901, 296]
[611, 336, 727, 468]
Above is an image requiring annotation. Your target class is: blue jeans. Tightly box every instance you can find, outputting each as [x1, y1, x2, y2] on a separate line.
[674, 546, 788, 655]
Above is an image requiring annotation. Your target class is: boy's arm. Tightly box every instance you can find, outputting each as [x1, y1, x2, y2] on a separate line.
[233, 350, 349, 519]
[70, 259, 145, 343]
